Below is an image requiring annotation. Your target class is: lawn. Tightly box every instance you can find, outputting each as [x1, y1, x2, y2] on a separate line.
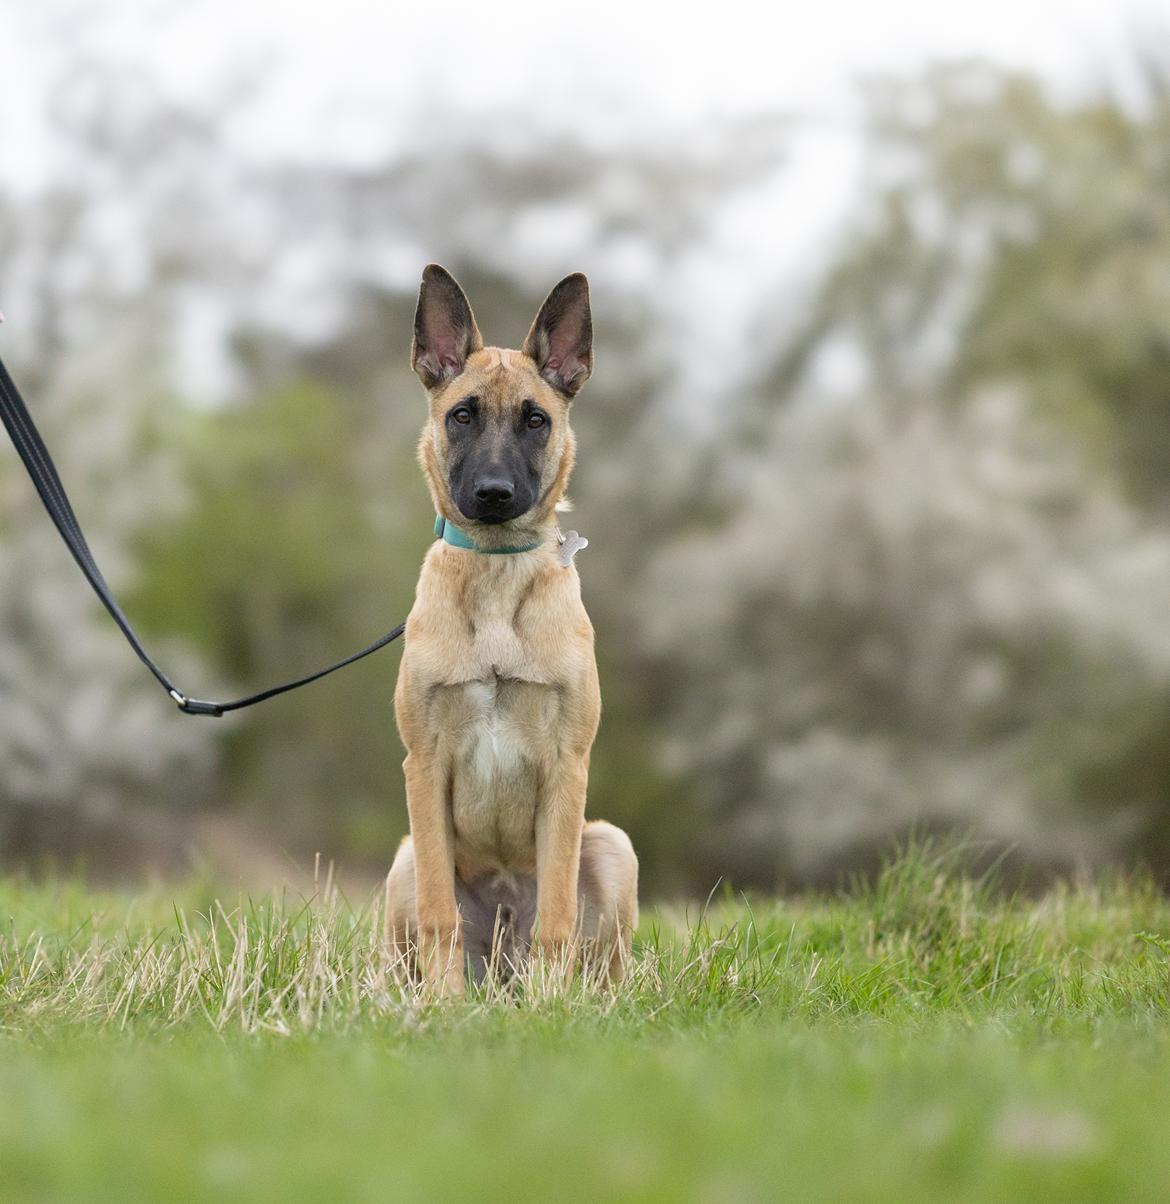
[2, 844, 1170, 1202]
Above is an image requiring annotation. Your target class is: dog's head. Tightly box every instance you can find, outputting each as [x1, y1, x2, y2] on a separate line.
[411, 264, 592, 544]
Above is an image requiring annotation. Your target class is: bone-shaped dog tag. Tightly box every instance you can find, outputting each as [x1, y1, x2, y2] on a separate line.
[557, 529, 589, 567]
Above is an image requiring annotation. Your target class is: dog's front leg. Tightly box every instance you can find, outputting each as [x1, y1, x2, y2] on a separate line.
[403, 751, 463, 996]
[534, 757, 588, 963]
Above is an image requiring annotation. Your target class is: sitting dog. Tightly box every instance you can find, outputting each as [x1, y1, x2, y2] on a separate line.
[385, 265, 639, 993]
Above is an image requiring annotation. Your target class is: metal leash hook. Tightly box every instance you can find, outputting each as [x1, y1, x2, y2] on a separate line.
[168, 691, 225, 717]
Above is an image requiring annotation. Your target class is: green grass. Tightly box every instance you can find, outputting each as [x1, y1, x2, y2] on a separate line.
[3, 843, 1170, 1201]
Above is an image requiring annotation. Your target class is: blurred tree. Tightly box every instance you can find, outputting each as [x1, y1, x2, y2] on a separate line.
[131, 293, 425, 862]
[124, 117, 789, 883]
[0, 61, 229, 870]
[643, 58, 1170, 888]
[16, 29, 1170, 896]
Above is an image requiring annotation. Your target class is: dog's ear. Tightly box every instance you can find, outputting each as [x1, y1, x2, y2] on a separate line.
[522, 273, 592, 397]
[412, 264, 483, 390]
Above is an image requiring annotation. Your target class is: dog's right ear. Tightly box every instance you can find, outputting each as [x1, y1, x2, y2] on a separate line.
[411, 265, 483, 390]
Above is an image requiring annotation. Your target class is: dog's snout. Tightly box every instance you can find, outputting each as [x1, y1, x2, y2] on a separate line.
[473, 477, 515, 505]
[452, 440, 535, 524]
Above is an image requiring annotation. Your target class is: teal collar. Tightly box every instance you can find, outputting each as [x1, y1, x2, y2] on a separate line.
[434, 514, 542, 554]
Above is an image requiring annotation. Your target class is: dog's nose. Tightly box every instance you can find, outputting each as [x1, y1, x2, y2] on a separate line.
[474, 477, 515, 505]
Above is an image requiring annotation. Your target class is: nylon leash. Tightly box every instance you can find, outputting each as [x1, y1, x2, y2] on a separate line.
[0, 337, 405, 718]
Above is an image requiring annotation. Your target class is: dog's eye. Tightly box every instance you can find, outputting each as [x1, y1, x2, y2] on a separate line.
[451, 408, 472, 425]
[526, 412, 547, 430]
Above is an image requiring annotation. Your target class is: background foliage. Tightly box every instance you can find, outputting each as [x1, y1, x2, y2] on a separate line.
[4, 42, 1170, 894]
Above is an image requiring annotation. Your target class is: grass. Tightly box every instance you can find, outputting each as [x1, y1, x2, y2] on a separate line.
[2, 843, 1170, 1201]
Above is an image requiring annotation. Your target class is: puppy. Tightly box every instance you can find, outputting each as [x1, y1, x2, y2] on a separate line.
[385, 265, 638, 993]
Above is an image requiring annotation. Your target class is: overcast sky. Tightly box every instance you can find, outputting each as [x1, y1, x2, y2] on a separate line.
[5, 0, 1159, 170]
[2, 0, 1163, 400]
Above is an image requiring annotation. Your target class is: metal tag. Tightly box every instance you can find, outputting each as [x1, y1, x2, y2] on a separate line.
[556, 529, 589, 567]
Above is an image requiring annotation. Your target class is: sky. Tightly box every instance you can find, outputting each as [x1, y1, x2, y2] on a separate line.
[5, 0, 1159, 178]
[1, 0, 1163, 401]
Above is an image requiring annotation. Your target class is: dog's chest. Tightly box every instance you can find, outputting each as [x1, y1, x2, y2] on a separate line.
[443, 672, 558, 871]
[459, 677, 530, 783]
[457, 566, 549, 682]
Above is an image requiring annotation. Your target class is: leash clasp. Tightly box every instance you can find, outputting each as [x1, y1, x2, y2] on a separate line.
[169, 689, 224, 718]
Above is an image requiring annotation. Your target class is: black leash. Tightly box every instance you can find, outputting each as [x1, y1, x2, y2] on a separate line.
[0, 345, 406, 717]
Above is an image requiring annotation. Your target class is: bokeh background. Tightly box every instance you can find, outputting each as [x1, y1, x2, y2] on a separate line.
[3, 0, 1169, 894]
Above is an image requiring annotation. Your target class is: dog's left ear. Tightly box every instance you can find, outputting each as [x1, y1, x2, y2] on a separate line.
[523, 274, 592, 397]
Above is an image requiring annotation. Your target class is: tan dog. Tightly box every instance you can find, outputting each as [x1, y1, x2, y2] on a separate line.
[385, 265, 639, 994]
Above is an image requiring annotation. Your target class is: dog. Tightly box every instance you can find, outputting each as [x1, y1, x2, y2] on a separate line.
[385, 265, 639, 994]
